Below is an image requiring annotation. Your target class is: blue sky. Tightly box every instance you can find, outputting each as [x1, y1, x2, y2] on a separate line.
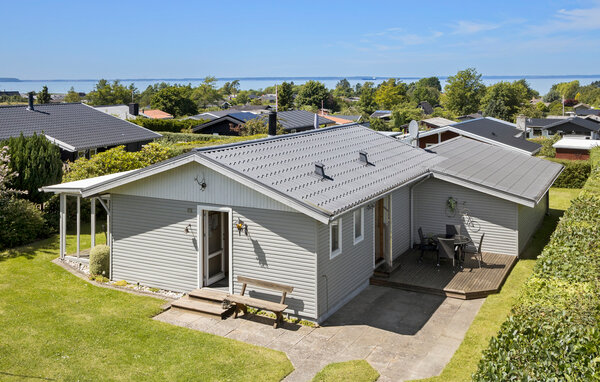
[3, 0, 600, 79]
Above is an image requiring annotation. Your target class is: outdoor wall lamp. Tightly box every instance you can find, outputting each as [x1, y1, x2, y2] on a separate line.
[236, 218, 248, 236]
[194, 175, 207, 191]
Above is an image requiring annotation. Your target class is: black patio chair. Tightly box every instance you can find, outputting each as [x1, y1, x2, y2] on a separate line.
[437, 237, 456, 269]
[418, 227, 437, 263]
[446, 224, 461, 238]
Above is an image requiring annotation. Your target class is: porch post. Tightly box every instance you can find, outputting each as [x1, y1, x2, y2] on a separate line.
[59, 193, 66, 259]
[90, 197, 96, 248]
[107, 199, 112, 280]
[76, 195, 81, 257]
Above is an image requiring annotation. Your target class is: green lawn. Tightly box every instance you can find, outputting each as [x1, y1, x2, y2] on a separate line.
[412, 187, 581, 382]
[312, 360, 379, 382]
[0, 231, 293, 381]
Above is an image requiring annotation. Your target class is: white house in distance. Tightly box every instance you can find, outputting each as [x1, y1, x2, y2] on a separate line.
[43, 124, 562, 323]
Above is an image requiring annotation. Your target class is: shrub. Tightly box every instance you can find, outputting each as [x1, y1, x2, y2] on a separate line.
[530, 135, 560, 157]
[546, 158, 591, 188]
[0, 198, 46, 249]
[130, 118, 207, 133]
[89, 245, 110, 276]
[474, 164, 600, 380]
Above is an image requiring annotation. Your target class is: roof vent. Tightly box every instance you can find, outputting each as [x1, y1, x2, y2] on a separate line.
[315, 162, 332, 180]
[359, 151, 374, 166]
[27, 92, 34, 111]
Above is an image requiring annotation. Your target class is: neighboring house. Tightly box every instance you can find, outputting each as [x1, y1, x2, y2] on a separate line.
[370, 110, 392, 120]
[334, 115, 362, 123]
[543, 117, 600, 139]
[553, 138, 600, 160]
[575, 109, 600, 117]
[228, 104, 272, 112]
[416, 117, 541, 155]
[0, 90, 20, 97]
[44, 125, 562, 323]
[519, 116, 569, 137]
[573, 103, 591, 112]
[417, 101, 434, 115]
[192, 110, 334, 135]
[95, 103, 140, 120]
[140, 109, 173, 119]
[314, 114, 353, 125]
[0, 98, 161, 161]
[259, 94, 277, 103]
[419, 117, 455, 130]
[457, 112, 483, 121]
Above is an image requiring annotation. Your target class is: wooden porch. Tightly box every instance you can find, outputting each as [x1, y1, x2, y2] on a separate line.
[371, 249, 517, 299]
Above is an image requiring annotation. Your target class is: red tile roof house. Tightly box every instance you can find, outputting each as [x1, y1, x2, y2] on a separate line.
[43, 124, 562, 324]
[141, 109, 173, 119]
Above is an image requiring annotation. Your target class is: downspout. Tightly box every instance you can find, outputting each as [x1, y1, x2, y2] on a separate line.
[410, 174, 432, 249]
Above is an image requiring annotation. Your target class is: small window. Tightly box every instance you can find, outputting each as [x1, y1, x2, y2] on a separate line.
[354, 208, 364, 244]
[330, 218, 342, 259]
[89, 148, 97, 157]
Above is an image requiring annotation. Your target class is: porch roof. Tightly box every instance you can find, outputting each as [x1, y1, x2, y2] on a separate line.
[41, 170, 135, 194]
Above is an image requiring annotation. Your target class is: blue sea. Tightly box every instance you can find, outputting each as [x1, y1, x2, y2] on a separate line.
[1, 75, 600, 96]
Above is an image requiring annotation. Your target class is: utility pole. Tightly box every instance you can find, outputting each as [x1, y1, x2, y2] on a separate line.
[562, 94, 565, 116]
[275, 84, 278, 112]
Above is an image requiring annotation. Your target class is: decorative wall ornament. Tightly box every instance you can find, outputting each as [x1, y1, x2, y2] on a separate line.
[194, 174, 207, 191]
[236, 218, 248, 236]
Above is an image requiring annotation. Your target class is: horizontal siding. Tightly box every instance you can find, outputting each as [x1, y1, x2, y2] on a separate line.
[317, 207, 374, 318]
[111, 161, 295, 213]
[232, 207, 317, 319]
[391, 187, 411, 259]
[518, 192, 547, 253]
[111, 194, 199, 292]
[413, 178, 518, 256]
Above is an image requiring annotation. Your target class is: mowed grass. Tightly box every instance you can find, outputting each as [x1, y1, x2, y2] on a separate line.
[312, 360, 379, 382]
[0, 230, 293, 381]
[412, 187, 581, 382]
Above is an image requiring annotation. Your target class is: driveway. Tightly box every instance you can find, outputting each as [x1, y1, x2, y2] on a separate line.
[155, 285, 484, 381]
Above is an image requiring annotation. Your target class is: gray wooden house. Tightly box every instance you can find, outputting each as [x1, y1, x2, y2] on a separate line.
[43, 125, 562, 322]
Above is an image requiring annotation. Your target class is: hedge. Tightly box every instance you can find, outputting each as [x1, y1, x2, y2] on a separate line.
[473, 147, 600, 380]
[530, 135, 560, 158]
[546, 158, 591, 188]
[0, 198, 46, 249]
[130, 117, 207, 133]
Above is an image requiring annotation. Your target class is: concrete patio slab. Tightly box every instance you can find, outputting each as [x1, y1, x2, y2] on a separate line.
[154, 285, 484, 381]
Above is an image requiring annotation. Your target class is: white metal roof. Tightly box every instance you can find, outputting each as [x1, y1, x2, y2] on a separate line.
[553, 138, 600, 150]
[41, 170, 135, 194]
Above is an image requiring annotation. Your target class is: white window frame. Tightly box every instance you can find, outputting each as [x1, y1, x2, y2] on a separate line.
[353, 207, 364, 245]
[330, 218, 342, 259]
[77, 150, 86, 159]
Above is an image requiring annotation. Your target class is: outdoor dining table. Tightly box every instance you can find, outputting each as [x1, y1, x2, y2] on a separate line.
[433, 234, 472, 267]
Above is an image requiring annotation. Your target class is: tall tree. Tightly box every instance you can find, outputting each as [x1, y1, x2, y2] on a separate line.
[358, 82, 377, 114]
[151, 85, 197, 117]
[277, 82, 294, 111]
[480, 81, 529, 121]
[64, 87, 81, 103]
[443, 68, 486, 115]
[333, 78, 353, 98]
[87, 79, 137, 105]
[295, 80, 330, 109]
[375, 79, 408, 110]
[192, 76, 221, 108]
[3, 133, 62, 205]
[416, 77, 441, 91]
[37, 86, 51, 104]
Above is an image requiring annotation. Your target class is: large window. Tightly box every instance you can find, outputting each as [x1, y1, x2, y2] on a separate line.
[330, 218, 342, 259]
[354, 208, 364, 244]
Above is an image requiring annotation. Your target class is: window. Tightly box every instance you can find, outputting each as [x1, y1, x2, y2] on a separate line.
[89, 148, 97, 157]
[330, 218, 342, 259]
[354, 208, 364, 244]
[77, 150, 86, 159]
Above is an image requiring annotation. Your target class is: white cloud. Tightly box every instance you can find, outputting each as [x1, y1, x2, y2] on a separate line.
[451, 20, 500, 34]
[528, 3, 600, 34]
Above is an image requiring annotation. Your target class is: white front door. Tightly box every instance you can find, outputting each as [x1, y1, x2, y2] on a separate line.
[204, 210, 225, 285]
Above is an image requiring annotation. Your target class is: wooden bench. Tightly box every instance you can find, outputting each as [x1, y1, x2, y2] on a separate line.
[227, 276, 294, 328]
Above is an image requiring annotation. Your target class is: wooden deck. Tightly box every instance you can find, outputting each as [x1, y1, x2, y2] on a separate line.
[371, 249, 517, 299]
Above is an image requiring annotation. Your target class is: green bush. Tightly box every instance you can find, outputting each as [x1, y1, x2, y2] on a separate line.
[530, 135, 560, 157]
[89, 245, 110, 276]
[130, 118, 207, 133]
[546, 158, 591, 188]
[474, 165, 600, 380]
[0, 198, 46, 249]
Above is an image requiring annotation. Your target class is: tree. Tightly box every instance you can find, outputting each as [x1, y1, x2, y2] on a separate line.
[0, 146, 20, 199]
[64, 87, 81, 103]
[192, 76, 222, 108]
[480, 81, 529, 121]
[333, 78, 353, 98]
[151, 85, 197, 117]
[87, 79, 137, 105]
[295, 80, 330, 109]
[443, 68, 486, 115]
[37, 86, 51, 104]
[358, 82, 377, 114]
[410, 85, 440, 106]
[138, 82, 169, 107]
[391, 106, 423, 130]
[277, 82, 294, 111]
[375, 79, 408, 110]
[220, 80, 240, 96]
[369, 117, 388, 131]
[554, 80, 580, 100]
[416, 77, 441, 91]
[514, 79, 539, 99]
[3, 133, 62, 205]
[543, 88, 561, 103]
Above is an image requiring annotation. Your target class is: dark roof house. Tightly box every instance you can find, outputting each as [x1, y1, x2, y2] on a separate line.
[417, 101, 434, 115]
[544, 117, 600, 138]
[415, 117, 541, 155]
[0, 101, 161, 161]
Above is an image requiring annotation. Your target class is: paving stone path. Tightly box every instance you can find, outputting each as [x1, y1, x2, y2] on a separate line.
[155, 285, 484, 381]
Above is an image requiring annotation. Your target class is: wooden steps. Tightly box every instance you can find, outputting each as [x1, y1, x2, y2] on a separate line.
[170, 289, 234, 319]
